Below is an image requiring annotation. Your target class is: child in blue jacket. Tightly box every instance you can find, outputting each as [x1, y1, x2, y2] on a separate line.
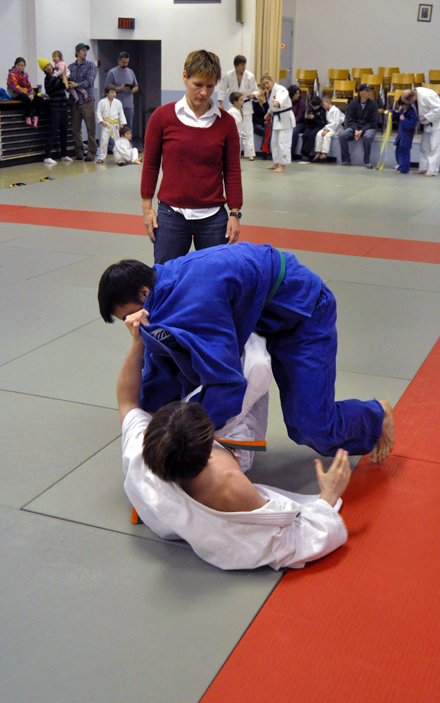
[393, 100, 418, 173]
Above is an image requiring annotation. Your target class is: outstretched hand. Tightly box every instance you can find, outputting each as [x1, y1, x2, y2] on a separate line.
[315, 449, 351, 507]
[124, 309, 150, 339]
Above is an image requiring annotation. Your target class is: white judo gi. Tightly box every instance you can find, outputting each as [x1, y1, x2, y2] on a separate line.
[122, 333, 347, 571]
[227, 105, 245, 152]
[315, 104, 345, 154]
[113, 137, 139, 165]
[218, 68, 259, 157]
[268, 83, 296, 165]
[96, 96, 126, 160]
[416, 87, 440, 176]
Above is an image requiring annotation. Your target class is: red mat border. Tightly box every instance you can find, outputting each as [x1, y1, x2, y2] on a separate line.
[1, 204, 440, 264]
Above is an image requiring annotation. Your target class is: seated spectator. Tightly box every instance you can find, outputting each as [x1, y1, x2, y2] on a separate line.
[7, 57, 43, 128]
[300, 96, 327, 161]
[113, 125, 142, 165]
[392, 99, 418, 174]
[252, 84, 269, 136]
[338, 84, 379, 168]
[313, 97, 345, 162]
[288, 84, 306, 159]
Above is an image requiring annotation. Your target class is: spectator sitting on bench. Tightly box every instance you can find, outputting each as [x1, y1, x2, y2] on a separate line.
[7, 57, 44, 128]
[288, 84, 306, 159]
[313, 97, 345, 162]
[338, 84, 378, 169]
[300, 96, 327, 161]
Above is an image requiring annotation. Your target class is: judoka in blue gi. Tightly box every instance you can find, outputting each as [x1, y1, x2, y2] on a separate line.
[393, 99, 418, 174]
[98, 243, 395, 462]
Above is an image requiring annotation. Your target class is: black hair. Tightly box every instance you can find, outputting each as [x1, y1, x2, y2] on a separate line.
[310, 96, 322, 107]
[119, 124, 132, 137]
[143, 402, 214, 483]
[98, 259, 157, 323]
[288, 84, 301, 100]
[11, 57, 26, 71]
[118, 51, 130, 60]
[234, 55, 247, 67]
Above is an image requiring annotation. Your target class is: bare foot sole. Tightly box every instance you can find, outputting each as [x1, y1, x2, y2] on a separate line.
[272, 167, 285, 172]
[370, 400, 395, 464]
[265, 164, 277, 170]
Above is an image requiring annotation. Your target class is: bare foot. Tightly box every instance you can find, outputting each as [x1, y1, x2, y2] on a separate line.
[413, 169, 427, 175]
[272, 166, 285, 172]
[424, 173, 434, 177]
[265, 164, 277, 170]
[248, 157, 255, 162]
[370, 400, 395, 464]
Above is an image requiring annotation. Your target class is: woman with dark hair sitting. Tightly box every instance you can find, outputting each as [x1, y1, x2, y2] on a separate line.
[7, 57, 44, 128]
[288, 84, 306, 159]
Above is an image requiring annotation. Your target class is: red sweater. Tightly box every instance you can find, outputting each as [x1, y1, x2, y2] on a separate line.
[140, 103, 243, 209]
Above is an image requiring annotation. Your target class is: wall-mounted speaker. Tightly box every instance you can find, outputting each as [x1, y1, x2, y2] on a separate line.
[236, 0, 244, 23]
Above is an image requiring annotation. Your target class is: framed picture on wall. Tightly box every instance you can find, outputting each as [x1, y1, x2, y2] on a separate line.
[417, 4, 432, 22]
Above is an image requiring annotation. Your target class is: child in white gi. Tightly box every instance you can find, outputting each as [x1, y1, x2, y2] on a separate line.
[96, 84, 126, 163]
[313, 97, 345, 162]
[227, 91, 245, 155]
[113, 125, 142, 166]
[52, 50, 79, 101]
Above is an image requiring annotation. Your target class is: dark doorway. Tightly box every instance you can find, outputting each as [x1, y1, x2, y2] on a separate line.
[94, 39, 161, 140]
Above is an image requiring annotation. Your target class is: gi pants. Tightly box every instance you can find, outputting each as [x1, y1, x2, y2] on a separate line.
[272, 128, 293, 164]
[264, 284, 384, 456]
[315, 128, 336, 154]
[242, 113, 256, 157]
[419, 129, 440, 176]
[98, 122, 121, 160]
[395, 143, 411, 173]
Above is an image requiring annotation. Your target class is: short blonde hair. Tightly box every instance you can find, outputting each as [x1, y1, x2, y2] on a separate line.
[260, 73, 273, 83]
[184, 50, 221, 83]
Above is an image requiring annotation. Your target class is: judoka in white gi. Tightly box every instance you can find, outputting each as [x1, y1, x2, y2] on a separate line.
[401, 87, 440, 176]
[314, 97, 345, 161]
[113, 125, 142, 166]
[227, 92, 246, 152]
[218, 55, 259, 161]
[96, 84, 126, 163]
[118, 310, 350, 572]
[262, 75, 296, 172]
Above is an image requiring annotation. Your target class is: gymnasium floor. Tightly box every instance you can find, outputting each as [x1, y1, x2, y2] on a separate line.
[0, 156, 439, 703]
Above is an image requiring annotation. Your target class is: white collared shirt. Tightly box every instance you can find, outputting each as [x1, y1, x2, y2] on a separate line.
[171, 96, 221, 219]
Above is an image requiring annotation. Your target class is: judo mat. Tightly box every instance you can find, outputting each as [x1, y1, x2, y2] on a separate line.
[200, 338, 440, 703]
[1, 203, 440, 264]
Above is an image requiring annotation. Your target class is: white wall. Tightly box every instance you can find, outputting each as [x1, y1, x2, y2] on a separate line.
[89, 0, 256, 91]
[1, 0, 37, 85]
[294, 0, 440, 88]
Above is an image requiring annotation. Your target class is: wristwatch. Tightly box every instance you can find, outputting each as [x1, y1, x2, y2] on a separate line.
[229, 211, 242, 219]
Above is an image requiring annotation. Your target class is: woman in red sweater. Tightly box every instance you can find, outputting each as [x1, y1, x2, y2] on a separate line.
[141, 50, 243, 264]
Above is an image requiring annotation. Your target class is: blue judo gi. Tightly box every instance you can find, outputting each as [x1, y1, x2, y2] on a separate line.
[139, 242, 384, 457]
[393, 105, 418, 173]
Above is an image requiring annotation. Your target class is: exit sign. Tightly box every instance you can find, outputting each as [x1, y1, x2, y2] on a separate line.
[118, 17, 135, 29]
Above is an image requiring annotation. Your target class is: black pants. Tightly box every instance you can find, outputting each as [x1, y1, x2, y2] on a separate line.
[301, 126, 321, 158]
[15, 93, 43, 118]
[45, 108, 68, 158]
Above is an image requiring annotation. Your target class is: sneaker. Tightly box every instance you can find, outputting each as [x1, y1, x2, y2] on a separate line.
[76, 155, 84, 160]
[341, 161, 351, 166]
[366, 164, 374, 169]
[84, 155, 94, 162]
[44, 158, 57, 165]
[61, 156, 73, 162]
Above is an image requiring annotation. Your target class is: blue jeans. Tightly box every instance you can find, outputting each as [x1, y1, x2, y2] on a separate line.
[339, 127, 377, 164]
[154, 202, 229, 264]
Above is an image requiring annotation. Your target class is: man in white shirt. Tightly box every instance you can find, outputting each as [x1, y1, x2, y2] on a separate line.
[218, 55, 259, 161]
[401, 87, 440, 176]
[117, 308, 351, 572]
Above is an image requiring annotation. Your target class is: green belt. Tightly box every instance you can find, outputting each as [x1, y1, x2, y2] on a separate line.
[264, 251, 286, 305]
